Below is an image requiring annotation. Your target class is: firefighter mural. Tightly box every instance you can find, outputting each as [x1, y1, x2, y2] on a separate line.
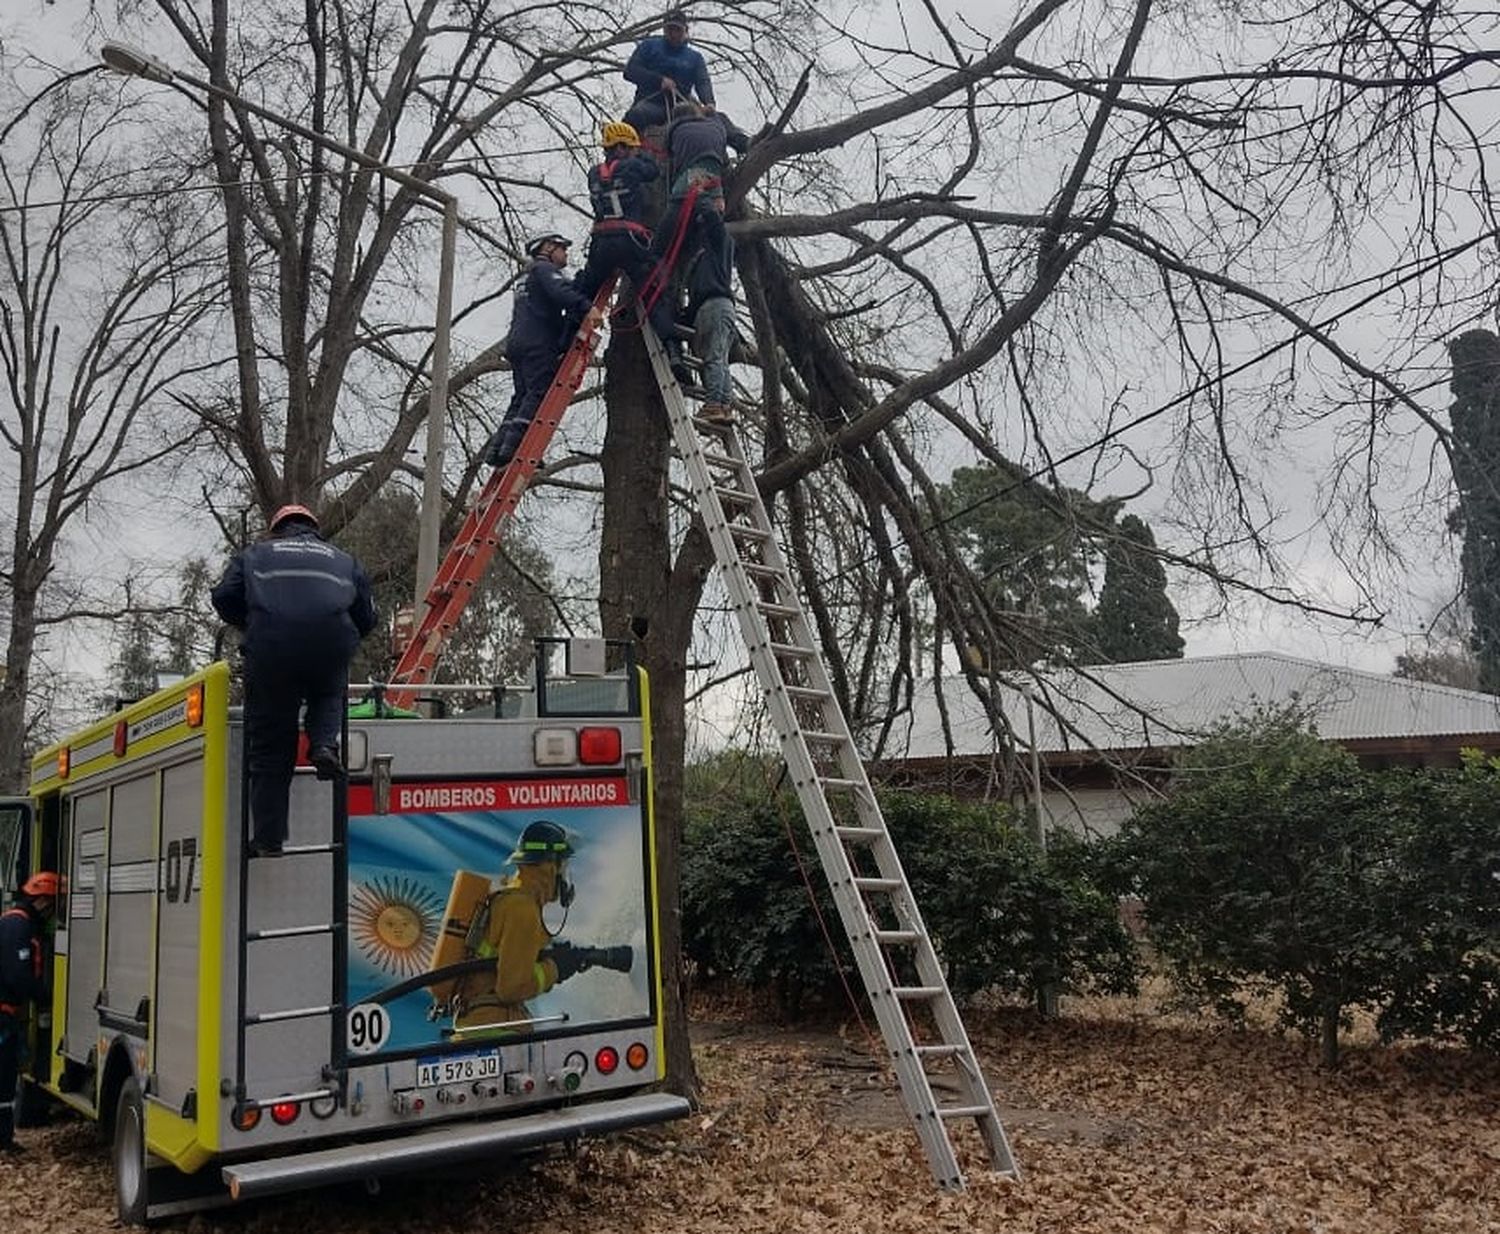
[346, 775, 650, 1053]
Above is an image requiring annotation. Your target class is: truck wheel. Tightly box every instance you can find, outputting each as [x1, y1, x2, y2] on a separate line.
[113, 1076, 149, 1226]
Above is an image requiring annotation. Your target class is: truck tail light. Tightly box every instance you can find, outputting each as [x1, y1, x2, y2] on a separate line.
[595, 1046, 620, 1075]
[625, 1042, 649, 1071]
[578, 727, 621, 765]
[270, 1100, 300, 1126]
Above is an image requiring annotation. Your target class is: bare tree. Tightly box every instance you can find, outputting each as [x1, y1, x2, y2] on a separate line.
[111, 0, 1500, 1096]
[0, 69, 224, 791]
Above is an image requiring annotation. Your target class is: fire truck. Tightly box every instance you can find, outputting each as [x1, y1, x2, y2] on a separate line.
[9, 637, 684, 1221]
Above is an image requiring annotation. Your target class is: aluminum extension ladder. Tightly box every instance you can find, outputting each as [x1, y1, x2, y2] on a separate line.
[387, 280, 616, 704]
[639, 322, 1018, 1191]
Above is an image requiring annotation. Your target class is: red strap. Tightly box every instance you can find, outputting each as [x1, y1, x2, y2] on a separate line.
[598, 158, 617, 183]
[592, 218, 653, 238]
[638, 181, 706, 312]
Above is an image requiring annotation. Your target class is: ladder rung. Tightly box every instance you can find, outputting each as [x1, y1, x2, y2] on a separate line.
[937, 1104, 993, 1120]
[915, 1044, 965, 1059]
[892, 985, 944, 1001]
[245, 1003, 340, 1026]
[784, 685, 829, 702]
[803, 730, 846, 745]
[873, 929, 920, 945]
[702, 449, 740, 469]
[281, 842, 341, 856]
[768, 642, 814, 659]
[712, 485, 755, 506]
[728, 523, 771, 542]
[743, 562, 782, 578]
[247, 923, 342, 942]
[757, 600, 801, 619]
[853, 876, 903, 892]
[835, 825, 884, 842]
[819, 775, 865, 791]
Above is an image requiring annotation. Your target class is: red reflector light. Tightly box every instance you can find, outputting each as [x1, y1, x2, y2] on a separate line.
[625, 1042, 649, 1071]
[578, 727, 621, 765]
[113, 721, 128, 757]
[232, 1104, 261, 1132]
[270, 1101, 300, 1126]
[595, 1046, 620, 1075]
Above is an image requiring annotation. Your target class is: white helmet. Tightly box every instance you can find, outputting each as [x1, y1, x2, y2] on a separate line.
[524, 232, 572, 257]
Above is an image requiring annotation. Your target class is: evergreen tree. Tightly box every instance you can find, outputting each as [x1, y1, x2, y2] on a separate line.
[112, 612, 160, 701]
[1447, 330, 1500, 693]
[1092, 514, 1185, 663]
[941, 460, 1102, 665]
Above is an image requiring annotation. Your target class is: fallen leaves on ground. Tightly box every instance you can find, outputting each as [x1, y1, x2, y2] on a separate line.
[2, 998, 1496, 1232]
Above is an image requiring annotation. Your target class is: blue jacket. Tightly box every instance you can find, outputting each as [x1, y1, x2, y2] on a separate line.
[211, 528, 376, 662]
[624, 36, 714, 106]
[588, 154, 660, 228]
[507, 257, 594, 354]
[0, 904, 44, 1013]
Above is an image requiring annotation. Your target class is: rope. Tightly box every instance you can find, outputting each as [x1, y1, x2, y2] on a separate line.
[769, 766, 886, 1063]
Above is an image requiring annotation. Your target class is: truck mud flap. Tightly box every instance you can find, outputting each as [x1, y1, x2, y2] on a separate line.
[221, 1091, 689, 1201]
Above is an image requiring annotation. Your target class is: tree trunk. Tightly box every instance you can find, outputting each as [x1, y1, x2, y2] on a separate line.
[0, 579, 41, 794]
[598, 324, 707, 1100]
[1320, 998, 1341, 1069]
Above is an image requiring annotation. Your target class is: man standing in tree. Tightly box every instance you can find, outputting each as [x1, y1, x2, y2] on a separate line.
[212, 505, 377, 857]
[622, 9, 749, 147]
[680, 197, 736, 424]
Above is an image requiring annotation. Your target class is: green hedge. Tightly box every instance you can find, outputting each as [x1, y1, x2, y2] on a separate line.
[1108, 707, 1500, 1065]
[681, 761, 1138, 1017]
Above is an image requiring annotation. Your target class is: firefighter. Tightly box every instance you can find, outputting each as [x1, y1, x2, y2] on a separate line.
[574, 121, 688, 371]
[211, 505, 377, 857]
[453, 820, 579, 1030]
[0, 871, 58, 1153]
[484, 234, 604, 469]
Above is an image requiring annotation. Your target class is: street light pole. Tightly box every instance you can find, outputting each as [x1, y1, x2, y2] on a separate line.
[100, 41, 454, 607]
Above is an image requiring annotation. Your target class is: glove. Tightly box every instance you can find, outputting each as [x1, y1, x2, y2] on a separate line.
[545, 941, 593, 982]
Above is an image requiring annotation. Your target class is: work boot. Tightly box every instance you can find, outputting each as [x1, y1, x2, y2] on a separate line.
[699, 402, 735, 426]
[309, 745, 345, 781]
[247, 839, 284, 859]
[484, 426, 522, 469]
[0, 1140, 25, 1155]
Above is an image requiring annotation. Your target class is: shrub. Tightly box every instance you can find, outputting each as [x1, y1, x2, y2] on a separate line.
[682, 761, 1138, 1016]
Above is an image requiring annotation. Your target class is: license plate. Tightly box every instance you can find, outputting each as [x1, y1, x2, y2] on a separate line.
[415, 1049, 500, 1088]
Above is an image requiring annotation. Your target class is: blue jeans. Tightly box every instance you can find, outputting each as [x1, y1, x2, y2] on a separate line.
[692, 297, 735, 405]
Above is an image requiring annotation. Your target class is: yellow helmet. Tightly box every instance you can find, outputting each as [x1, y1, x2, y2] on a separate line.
[601, 121, 641, 150]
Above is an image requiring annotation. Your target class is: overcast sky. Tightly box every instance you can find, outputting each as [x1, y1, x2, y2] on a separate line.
[4, 0, 1495, 743]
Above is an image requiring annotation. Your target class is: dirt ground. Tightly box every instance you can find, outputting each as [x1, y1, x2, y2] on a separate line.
[4, 998, 1497, 1233]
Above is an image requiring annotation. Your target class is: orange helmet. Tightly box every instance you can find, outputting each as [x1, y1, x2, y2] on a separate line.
[270, 503, 319, 531]
[22, 871, 60, 899]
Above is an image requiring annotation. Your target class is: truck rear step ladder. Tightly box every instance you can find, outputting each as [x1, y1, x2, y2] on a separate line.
[640, 321, 1018, 1191]
[233, 710, 350, 1118]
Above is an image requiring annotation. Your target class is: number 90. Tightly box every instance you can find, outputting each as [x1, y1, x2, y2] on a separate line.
[347, 1004, 388, 1056]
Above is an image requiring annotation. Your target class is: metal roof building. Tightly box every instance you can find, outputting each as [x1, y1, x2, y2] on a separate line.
[883, 652, 1500, 837]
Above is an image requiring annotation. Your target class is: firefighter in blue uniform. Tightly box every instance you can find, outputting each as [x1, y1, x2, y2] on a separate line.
[484, 234, 604, 469]
[0, 870, 57, 1153]
[575, 121, 689, 371]
[211, 504, 377, 857]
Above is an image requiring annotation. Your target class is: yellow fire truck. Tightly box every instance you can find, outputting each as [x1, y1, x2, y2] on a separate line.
[9, 637, 684, 1222]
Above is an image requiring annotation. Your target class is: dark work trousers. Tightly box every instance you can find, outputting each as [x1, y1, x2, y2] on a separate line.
[0, 1013, 19, 1145]
[489, 347, 565, 463]
[576, 231, 680, 341]
[243, 653, 348, 850]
